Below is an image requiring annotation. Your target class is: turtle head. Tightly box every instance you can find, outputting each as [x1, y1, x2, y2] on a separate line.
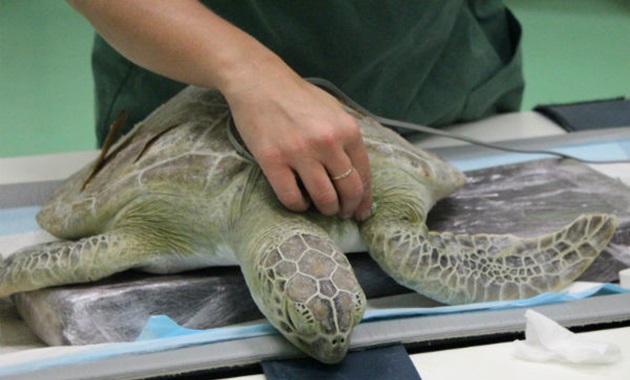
[280, 279, 366, 364]
[250, 233, 366, 363]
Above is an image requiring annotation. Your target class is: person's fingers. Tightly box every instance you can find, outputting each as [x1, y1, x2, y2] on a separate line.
[294, 159, 340, 216]
[320, 111, 372, 221]
[343, 127, 372, 221]
[261, 160, 310, 213]
[331, 166, 365, 219]
[259, 112, 372, 219]
[321, 149, 364, 219]
[226, 74, 373, 219]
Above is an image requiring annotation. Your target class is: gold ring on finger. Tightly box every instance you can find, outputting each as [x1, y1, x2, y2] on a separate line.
[331, 168, 353, 181]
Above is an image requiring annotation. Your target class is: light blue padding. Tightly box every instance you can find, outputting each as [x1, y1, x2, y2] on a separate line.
[134, 315, 275, 341]
[362, 283, 629, 321]
[449, 140, 630, 172]
[0, 206, 41, 236]
[0, 319, 277, 377]
[0, 284, 627, 377]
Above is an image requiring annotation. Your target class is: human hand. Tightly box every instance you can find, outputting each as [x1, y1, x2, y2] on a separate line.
[223, 65, 372, 221]
[66, 0, 371, 219]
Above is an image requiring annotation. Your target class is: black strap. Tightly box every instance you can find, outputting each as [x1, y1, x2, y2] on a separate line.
[261, 344, 422, 380]
[534, 97, 630, 132]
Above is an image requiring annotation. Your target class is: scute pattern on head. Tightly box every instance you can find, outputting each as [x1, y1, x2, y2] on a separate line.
[260, 233, 364, 320]
[250, 232, 365, 363]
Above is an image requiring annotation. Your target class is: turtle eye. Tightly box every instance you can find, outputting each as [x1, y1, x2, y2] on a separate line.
[287, 302, 316, 336]
[352, 290, 366, 324]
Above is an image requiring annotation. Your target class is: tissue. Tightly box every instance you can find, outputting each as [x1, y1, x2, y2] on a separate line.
[513, 309, 622, 364]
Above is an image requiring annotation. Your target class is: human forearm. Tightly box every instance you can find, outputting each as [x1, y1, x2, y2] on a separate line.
[67, 0, 283, 94]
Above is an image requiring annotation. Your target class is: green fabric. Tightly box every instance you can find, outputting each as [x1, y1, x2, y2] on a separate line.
[92, 0, 524, 146]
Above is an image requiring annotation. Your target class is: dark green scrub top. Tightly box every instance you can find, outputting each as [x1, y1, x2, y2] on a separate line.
[92, 0, 524, 146]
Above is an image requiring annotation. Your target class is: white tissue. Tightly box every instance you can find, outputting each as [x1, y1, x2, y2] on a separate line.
[513, 309, 621, 364]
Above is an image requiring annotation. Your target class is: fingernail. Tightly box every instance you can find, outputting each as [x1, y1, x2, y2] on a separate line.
[357, 207, 372, 222]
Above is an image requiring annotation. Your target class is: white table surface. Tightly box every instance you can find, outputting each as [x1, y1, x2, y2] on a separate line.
[1, 111, 629, 380]
[223, 325, 630, 380]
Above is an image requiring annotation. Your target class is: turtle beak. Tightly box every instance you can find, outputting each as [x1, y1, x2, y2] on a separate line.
[290, 334, 350, 364]
[280, 296, 354, 364]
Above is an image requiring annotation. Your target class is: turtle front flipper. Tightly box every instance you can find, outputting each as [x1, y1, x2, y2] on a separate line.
[360, 170, 617, 305]
[0, 231, 150, 298]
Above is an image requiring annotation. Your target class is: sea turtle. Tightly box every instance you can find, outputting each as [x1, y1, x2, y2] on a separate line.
[0, 86, 617, 363]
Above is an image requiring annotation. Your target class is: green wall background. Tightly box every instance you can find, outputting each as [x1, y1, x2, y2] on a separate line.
[1, 0, 628, 158]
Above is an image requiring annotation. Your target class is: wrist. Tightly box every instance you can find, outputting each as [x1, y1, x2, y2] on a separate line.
[215, 47, 300, 103]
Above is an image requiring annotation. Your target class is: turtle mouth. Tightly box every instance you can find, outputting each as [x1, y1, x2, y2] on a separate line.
[305, 336, 349, 364]
[281, 300, 349, 363]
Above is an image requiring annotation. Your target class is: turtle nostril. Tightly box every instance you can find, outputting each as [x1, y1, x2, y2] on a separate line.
[331, 336, 346, 346]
